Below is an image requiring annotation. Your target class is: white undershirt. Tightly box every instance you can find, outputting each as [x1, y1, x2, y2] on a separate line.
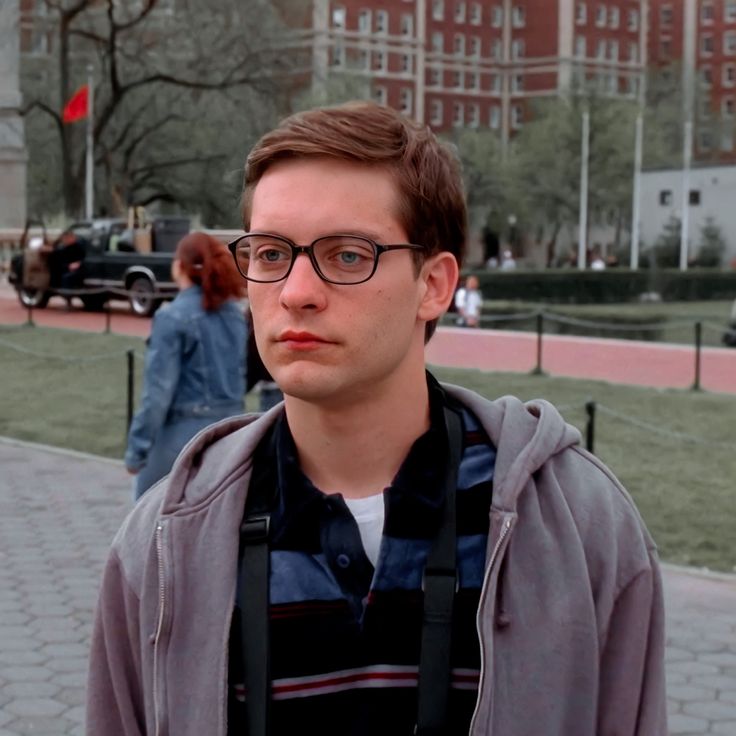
[343, 494, 385, 567]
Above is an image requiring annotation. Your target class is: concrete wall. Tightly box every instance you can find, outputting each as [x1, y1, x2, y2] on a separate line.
[640, 164, 736, 264]
[0, 0, 27, 229]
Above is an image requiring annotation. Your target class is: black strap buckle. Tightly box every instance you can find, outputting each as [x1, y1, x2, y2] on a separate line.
[241, 514, 270, 544]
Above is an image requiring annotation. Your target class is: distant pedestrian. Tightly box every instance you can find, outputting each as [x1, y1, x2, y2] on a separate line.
[124, 231, 247, 500]
[458, 274, 483, 327]
[500, 248, 516, 270]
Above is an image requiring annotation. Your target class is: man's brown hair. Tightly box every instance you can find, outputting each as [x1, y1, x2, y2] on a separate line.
[242, 101, 467, 339]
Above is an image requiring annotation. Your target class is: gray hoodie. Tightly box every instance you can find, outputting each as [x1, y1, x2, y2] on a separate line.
[86, 383, 667, 735]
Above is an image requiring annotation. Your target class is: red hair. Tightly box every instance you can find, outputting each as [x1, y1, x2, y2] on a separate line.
[175, 232, 245, 311]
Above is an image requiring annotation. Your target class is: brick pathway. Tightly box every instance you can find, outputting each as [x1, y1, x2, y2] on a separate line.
[1, 437, 735, 734]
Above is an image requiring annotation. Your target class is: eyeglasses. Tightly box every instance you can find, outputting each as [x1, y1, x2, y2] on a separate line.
[227, 233, 425, 285]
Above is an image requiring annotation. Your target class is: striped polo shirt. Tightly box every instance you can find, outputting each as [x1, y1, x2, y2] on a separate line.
[228, 376, 496, 734]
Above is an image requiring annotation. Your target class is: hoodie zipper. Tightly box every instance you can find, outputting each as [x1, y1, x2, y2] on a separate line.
[153, 520, 169, 736]
[469, 514, 514, 735]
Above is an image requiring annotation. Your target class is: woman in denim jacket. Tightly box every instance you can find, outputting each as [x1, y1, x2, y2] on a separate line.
[125, 232, 247, 499]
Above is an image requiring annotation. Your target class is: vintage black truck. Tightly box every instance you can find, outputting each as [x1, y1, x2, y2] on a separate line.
[9, 216, 190, 316]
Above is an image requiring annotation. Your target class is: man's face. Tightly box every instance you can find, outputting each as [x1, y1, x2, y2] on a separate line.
[247, 157, 444, 408]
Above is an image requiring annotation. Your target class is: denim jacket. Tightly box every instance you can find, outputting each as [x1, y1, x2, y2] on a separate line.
[125, 286, 246, 470]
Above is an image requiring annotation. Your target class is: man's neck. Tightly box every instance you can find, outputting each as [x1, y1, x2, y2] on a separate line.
[283, 374, 431, 499]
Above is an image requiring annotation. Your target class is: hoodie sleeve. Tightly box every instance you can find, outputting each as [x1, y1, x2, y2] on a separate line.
[596, 551, 668, 735]
[125, 309, 183, 471]
[86, 550, 146, 736]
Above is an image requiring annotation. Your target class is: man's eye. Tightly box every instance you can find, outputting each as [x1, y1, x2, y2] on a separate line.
[256, 247, 289, 262]
[337, 250, 363, 265]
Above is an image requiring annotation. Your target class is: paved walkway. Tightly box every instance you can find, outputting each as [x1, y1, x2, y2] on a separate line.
[0, 438, 735, 734]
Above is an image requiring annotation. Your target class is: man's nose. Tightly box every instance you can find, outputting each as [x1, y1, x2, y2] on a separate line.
[278, 252, 327, 310]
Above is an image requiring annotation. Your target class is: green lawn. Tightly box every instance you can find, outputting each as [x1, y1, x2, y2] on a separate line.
[1, 325, 734, 572]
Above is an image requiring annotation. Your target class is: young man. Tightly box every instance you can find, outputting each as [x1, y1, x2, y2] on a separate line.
[87, 102, 667, 735]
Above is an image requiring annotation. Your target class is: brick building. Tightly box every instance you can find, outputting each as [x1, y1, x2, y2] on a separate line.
[307, 0, 647, 141]
[648, 0, 736, 158]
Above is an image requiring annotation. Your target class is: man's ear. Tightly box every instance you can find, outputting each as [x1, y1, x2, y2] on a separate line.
[417, 251, 459, 323]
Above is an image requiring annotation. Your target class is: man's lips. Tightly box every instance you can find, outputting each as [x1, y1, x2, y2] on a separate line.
[277, 331, 334, 346]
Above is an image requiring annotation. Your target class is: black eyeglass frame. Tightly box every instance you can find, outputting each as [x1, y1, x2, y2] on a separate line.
[227, 232, 426, 285]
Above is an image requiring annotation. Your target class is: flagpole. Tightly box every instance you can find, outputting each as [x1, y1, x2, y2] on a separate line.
[85, 65, 94, 220]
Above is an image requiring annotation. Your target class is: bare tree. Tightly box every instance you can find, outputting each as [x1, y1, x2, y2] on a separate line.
[21, 0, 296, 222]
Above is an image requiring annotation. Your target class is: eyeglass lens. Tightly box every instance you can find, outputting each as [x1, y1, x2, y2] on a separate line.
[234, 235, 378, 284]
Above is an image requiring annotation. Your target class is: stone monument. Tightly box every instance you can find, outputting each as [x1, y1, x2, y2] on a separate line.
[0, 0, 28, 228]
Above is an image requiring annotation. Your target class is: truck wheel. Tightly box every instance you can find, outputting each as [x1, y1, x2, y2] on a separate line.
[128, 276, 159, 317]
[17, 287, 50, 309]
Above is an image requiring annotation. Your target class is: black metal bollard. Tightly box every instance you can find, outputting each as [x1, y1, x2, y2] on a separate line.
[531, 312, 545, 375]
[585, 400, 596, 454]
[126, 349, 135, 434]
[104, 302, 112, 334]
[691, 321, 702, 391]
[25, 302, 34, 327]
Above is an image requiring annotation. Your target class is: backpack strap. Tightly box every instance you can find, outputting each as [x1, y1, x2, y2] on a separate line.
[238, 427, 278, 736]
[414, 405, 463, 736]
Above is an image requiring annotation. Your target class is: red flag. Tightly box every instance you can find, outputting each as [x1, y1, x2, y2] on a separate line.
[62, 84, 89, 124]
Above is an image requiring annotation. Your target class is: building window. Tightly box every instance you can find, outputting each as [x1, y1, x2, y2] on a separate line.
[373, 85, 387, 105]
[512, 73, 524, 92]
[511, 104, 523, 129]
[470, 36, 481, 57]
[701, 1, 715, 24]
[627, 9, 639, 31]
[627, 75, 639, 96]
[727, 0, 736, 23]
[576, 2, 586, 25]
[491, 73, 501, 92]
[468, 103, 480, 128]
[428, 68, 441, 86]
[701, 66, 713, 87]
[511, 39, 525, 58]
[490, 105, 501, 128]
[724, 63, 736, 86]
[609, 40, 618, 60]
[596, 40, 606, 59]
[470, 2, 481, 25]
[358, 9, 371, 33]
[455, 1, 466, 23]
[660, 4, 672, 25]
[401, 13, 413, 36]
[660, 38, 672, 58]
[629, 42, 639, 62]
[401, 54, 412, 72]
[492, 38, 502, 59]
[453, 102, 464, 126]
[358, 49, 370, 69]
[699, 130, 713, 151]
[30, 30, 48, 54]
[609, 6, 619, 28]
[432, 0, 444, 21]
[512, 6, 525, 28]
[491, 5, 503, 27]
[575, 36, 586, 58]
[430, 100, 443, 125]
[725, 31, 736, 55]
[330, 44, 345, 66]
[400, 88, 413, 116]
[375, 10, 388, 33]
[607, 73, 618, 93]
[373, 51, 386, 71]
[689, 189, 702, 205]
[454, 33, 465, 54]
[595, 5, 606, 28]
[332, 6, 346, 28]
[722, 129, 734, 151]
[452, 70, 463, 88]
[467, 71, 479, 89]
[723, 97, 735, 117]
[432, 32, 444, 52]
[659, 190, 672, 206]
[701, 34, 714, 55]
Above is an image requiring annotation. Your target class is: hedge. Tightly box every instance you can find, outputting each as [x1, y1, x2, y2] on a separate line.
[464, 268, 736, 304]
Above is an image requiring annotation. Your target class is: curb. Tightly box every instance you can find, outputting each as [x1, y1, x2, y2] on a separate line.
[660, 561, 736, 584]
[0, 434, 124, 467]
